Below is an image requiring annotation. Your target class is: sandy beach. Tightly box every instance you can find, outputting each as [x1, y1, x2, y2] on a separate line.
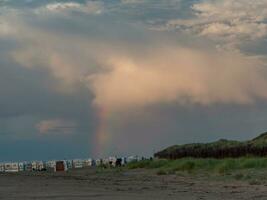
[0, 168, 266, 200]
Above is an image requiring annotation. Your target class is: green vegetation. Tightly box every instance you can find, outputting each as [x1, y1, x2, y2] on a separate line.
[155, 132, 267, 159]
[124, 132, 267, 184]
[127, 157, 267, 175]
[99, 132, 267, 185]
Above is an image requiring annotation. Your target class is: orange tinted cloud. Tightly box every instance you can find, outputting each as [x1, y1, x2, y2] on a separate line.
[87, 47, 267, 111]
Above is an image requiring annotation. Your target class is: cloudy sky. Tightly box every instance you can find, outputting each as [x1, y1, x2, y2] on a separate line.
[1, 0, 267, 161]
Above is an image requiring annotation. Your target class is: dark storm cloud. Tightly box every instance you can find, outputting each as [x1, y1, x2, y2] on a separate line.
[0, 38, 92, 118]
[0, 56, 95, 135]
[99, 102, 267, 157]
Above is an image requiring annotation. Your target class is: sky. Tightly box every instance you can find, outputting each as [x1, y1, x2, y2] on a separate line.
[1, 0, 267, 161]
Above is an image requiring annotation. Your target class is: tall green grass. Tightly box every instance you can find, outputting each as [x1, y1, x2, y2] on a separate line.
[127, 157, 267, 174]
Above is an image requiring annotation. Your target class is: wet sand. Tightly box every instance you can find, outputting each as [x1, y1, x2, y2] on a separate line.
[0, 168, 266, 200]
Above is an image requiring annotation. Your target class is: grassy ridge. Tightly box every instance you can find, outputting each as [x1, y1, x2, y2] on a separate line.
[155, 132, 267, 159]
[127, 158, 267, 175]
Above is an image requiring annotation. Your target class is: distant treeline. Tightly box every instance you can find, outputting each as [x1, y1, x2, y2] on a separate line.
[155, 132, 267, 159]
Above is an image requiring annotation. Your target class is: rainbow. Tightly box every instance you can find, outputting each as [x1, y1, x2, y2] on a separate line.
[93, 106, 111, 157]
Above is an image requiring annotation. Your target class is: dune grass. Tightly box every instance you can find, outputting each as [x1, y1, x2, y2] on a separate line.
[127, 157, 267, 175]
[155, 132, 267, 159]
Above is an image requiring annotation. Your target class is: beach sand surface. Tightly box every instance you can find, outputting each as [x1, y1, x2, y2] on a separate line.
[0, 168, 266, 200]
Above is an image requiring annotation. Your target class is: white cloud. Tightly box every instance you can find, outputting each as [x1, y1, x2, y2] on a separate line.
[121, 0, 181, 4]
[46, 2, 81, 11]
[38, 1, 104, 15]
[120, 0, 145, 4]
[165, 0, 267, 49]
